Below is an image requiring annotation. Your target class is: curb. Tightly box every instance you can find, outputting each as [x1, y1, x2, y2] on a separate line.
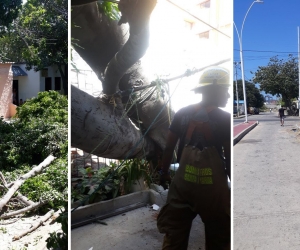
[233, 121, 259, 146]
[71, 188, 168, 229]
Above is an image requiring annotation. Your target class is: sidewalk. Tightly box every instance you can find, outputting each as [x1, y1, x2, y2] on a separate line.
[233, 120, 258, 145]
[233, 115, 300, 249]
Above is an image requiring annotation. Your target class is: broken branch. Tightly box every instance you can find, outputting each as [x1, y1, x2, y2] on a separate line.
[0, 201, 46, 219]
[12, 209, 54, 241]
[0, 155, 56, 213]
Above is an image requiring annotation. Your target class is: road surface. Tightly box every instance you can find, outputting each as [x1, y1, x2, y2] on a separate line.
[233, 113, 300, 249]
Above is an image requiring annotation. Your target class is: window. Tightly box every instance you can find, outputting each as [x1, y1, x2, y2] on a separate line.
[55, 77, 61, 90]
[45, 77, 52, 91]
[198, 0, 210, 9]
[198, 31, 209, 39]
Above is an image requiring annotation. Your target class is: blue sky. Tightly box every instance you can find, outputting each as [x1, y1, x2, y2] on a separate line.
[234, 0, 299, 88]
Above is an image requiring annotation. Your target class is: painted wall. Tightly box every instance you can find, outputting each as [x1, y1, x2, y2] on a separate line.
[15, 64, 40, 102]
[14, 64, 65, 102]
[0, 63, 14, 118]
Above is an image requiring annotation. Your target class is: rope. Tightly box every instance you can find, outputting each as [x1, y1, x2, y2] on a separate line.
[118, 59, 230, 98]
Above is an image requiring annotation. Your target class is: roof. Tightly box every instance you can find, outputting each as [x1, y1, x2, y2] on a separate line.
[12, 66, 27, 76]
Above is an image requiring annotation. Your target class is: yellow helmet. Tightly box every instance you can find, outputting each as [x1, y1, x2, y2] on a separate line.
[192, 66, 230, 91]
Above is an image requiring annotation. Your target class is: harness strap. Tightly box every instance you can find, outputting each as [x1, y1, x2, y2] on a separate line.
[184, 105, 216, 146]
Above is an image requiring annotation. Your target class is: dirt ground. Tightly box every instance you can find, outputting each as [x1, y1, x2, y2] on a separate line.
[0, 214, 61, 250]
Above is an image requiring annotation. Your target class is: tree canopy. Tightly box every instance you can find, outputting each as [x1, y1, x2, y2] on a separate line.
[0, 0, 68, 94]
[252, 55, 299, 110]
[233, 79, 264, 108]
[0, 0, 22, 33]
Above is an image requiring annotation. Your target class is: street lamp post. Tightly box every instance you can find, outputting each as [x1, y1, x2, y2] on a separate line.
[234, 0, 263, 123]
[234, 62, 240, 117]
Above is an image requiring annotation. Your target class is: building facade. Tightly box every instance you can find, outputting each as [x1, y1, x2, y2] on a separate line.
[0, 63, 66, 118]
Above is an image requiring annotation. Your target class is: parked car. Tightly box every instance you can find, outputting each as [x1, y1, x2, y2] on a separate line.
[254, 108, 260, 114]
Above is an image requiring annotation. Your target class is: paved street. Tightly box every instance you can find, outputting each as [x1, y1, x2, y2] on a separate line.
[233, 113, 300, 249]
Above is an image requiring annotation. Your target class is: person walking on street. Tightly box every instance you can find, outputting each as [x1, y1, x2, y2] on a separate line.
[157, 66, 231, 250]
[278, 106, 286, 126]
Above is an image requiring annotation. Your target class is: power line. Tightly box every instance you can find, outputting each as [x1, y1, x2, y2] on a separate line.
[166, 0, 231, 39]
[234, 49, 298, 54]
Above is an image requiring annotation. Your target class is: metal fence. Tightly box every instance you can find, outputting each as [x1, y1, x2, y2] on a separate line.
[71, 147, 118, 178]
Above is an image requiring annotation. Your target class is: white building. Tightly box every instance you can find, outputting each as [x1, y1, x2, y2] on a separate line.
[0, 63, 66, 118]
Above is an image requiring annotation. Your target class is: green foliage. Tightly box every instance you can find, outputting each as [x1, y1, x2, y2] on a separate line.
[18, 0, 68, 70]
[97, 1, 120, 21]
[18, 159, 67, 208]
[252, 55, 299, 110]
[72, 159, 152, 205]
[233, 80, 264, 108]
[0, 91, 67, 205]
[72, 164, 121, 204]
[16, 91, 68, 123]
[118, 159, 152, 193]
[46, 205, 68, 250]
[1, 91, 68, 248]
[0, 227, 7, 233]
[0, 92, 67, 169]
[0, 0, 22, 33]
[0, 0, 68, 93]
[0, 32, 24, 62]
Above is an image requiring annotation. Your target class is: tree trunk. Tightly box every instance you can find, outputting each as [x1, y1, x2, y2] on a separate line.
[71, 85, 156, 159]
[71, 0, 171, 158]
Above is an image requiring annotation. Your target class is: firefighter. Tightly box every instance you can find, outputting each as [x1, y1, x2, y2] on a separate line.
[157, 66, 231, 250]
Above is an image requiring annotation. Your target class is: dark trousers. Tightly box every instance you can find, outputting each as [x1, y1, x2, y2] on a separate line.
[157, 199, 230, 250]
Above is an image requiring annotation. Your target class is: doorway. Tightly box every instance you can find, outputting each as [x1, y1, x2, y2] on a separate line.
[13, 80, 19, 106]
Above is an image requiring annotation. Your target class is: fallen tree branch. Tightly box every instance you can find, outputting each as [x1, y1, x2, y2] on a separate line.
[0, 177, 35, 206]
[0, 172, 7, 185]
[15, 193, 35, 207]
[12, 209, 54, 241]
[0, 217, 20, 225]
[0, 201, 45, 219]
[0, 155, 56, 213]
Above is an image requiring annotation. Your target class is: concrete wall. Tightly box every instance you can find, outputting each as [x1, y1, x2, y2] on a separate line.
[14, 64, 65, 102]
[14, 64, 40, 102]
[0, 63, 13, 118]
[44, 65, 65, 95]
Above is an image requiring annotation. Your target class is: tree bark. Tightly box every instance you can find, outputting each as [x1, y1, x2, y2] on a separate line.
[71, 85, 156, 159]
[0, 201, 45, 219]
[12, 209, 54, 241]
[0, 172, 35, 206]
[0, 155, 56, 212]
[71, 1, 171, 158]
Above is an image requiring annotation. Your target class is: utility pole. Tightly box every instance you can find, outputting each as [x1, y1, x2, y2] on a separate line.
[234, 62, 240, 117]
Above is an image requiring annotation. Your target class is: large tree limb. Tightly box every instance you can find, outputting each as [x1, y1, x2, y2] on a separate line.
[12, 209, 54, 241]
[0, 172, 35, 207]
[71, 85, 156, 158]
[103, 0, 156, 94]
[0, 201, 45, 219]
[0, 155, 56, 213]
[71, 1, 170, 156]
[0, 185, 35, 207]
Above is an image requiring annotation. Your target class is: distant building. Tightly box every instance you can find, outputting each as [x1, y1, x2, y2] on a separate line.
[234, 100, 245, 115]
[0, 63, 66, 119]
